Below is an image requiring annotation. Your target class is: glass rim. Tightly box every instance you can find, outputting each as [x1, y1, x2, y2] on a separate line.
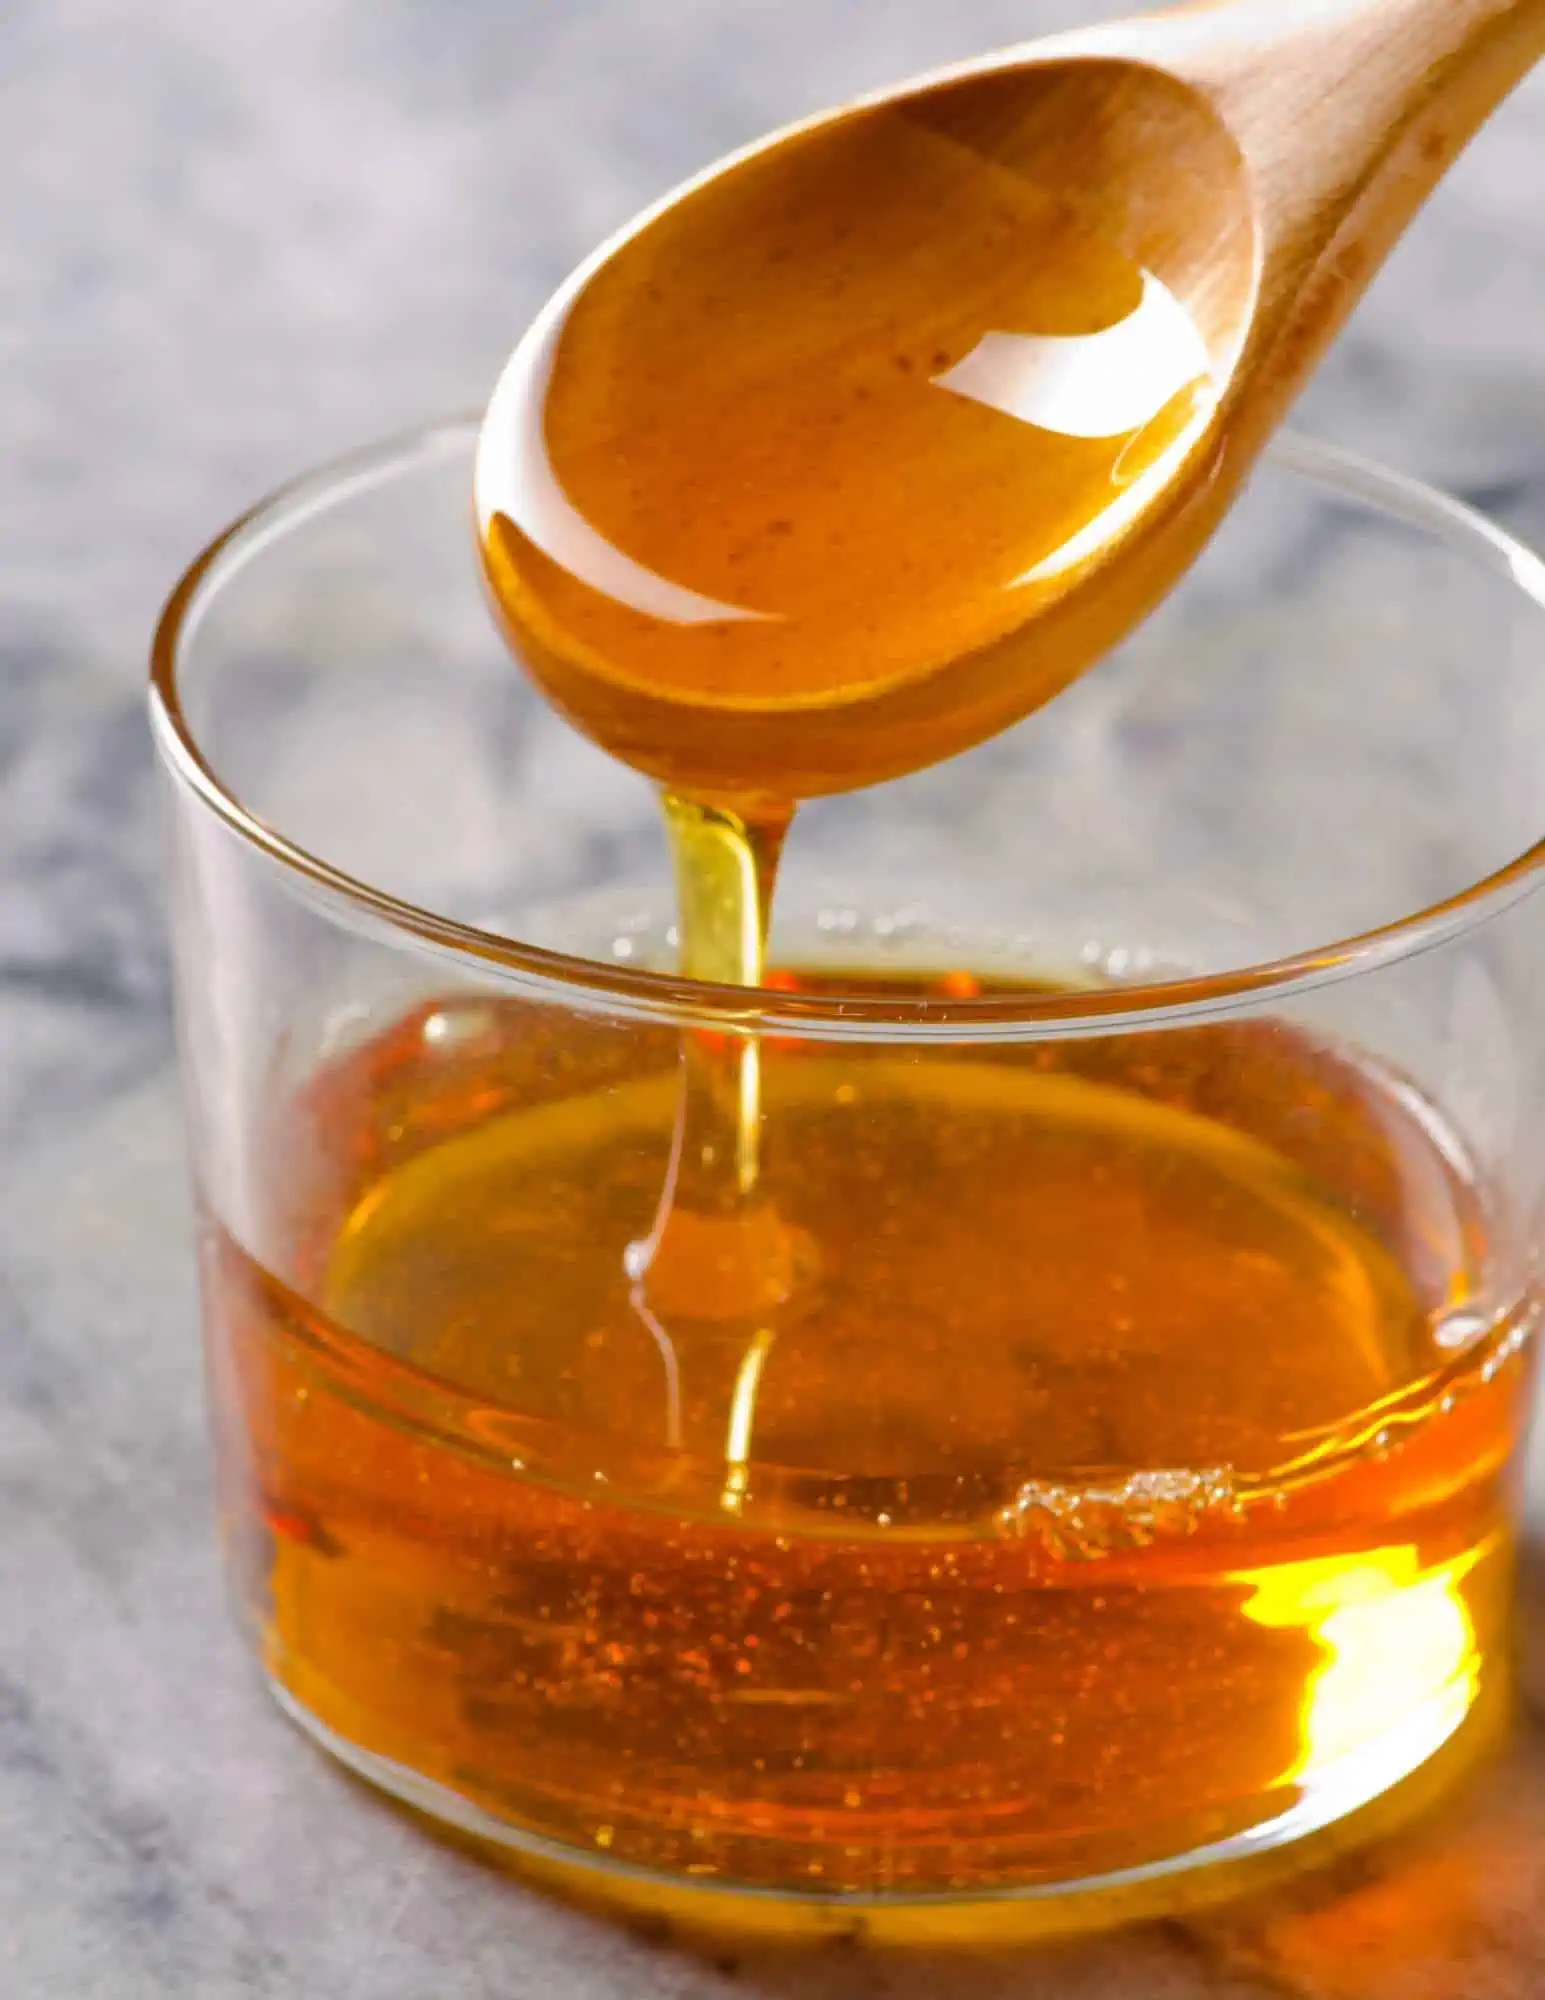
[149, 413, 1545, 1042]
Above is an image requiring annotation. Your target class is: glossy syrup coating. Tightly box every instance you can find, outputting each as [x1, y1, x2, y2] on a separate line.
[477, 61, 1253, 799]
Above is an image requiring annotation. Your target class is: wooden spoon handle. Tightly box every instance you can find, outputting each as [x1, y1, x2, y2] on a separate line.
[1128, 0, 1545, 453]
[1161, 0, 1545, 210]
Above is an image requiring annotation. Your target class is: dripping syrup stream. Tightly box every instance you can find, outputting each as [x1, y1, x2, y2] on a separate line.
[625, 794, 806, 1505]
[663, 791, 790, 1199]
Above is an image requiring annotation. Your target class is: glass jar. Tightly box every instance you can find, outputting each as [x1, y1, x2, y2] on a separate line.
[152, 418, 1545, 1940]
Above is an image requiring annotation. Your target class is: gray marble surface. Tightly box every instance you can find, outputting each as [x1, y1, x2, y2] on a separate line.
[5, 2, 1545, 1994]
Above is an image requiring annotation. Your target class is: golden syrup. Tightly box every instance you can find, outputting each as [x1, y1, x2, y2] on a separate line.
[209, 983, 1532, 1898]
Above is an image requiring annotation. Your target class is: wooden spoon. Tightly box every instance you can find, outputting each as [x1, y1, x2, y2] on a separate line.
[477, 0, 1545, 801]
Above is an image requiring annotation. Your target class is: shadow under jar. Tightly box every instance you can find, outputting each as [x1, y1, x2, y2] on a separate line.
[152, 419, 1545, 1941]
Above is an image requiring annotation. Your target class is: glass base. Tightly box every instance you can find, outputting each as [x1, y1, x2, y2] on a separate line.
[265, 1665, 1505, 1947]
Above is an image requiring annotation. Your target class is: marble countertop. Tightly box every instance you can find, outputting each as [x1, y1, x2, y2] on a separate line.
[5, 2, 1545, 1993]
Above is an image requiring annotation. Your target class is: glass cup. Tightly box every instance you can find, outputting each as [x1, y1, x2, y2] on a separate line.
[152, 417, 1545, 1942]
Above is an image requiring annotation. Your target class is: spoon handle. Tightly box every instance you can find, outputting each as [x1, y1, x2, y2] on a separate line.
[1139, 0, 1545, 452]
[1169, 0, 1545, 191]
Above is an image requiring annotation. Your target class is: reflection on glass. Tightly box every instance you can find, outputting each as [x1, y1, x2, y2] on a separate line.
[1239, 1542, 1485, 1806]
[722, 1327, 776, 1515]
